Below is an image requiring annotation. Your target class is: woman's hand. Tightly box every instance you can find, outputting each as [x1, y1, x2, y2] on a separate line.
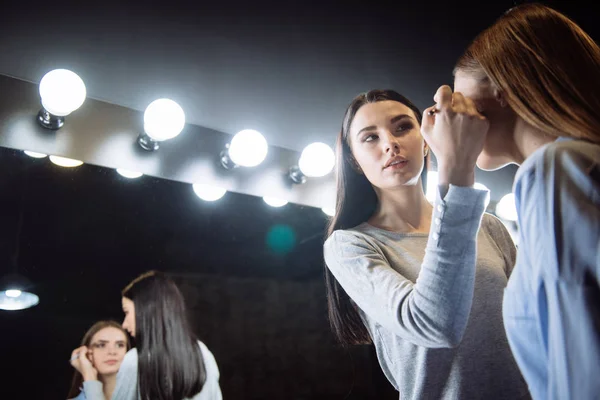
[421, 85, 489, 189]
[70, 346, 98, 381]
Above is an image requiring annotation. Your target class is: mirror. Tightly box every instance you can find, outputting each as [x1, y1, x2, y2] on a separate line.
[0, 146, 397, 398]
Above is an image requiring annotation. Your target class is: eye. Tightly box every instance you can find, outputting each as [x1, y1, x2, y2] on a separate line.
[364, 134, 378, 142]
[396, 123, 414, 133]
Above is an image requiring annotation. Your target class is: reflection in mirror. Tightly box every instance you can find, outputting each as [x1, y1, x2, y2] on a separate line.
[0, 146, 397, 398]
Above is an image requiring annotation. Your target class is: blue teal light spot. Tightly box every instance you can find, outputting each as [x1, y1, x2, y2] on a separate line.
[266, 224, 296, 255]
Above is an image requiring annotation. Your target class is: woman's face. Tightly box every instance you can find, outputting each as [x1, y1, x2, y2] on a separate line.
[454, 70, 519, 170]
[121, 297, 136, 338]
[88, 327, 128, 376]
[348, 100, 426, 191]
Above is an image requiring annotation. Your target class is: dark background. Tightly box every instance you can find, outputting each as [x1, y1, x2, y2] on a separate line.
[0, 0, 597, 398]
[0, 147, 391, 398]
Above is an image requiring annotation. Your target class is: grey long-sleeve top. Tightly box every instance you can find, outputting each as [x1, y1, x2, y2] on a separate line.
[324, 185, 529, 399]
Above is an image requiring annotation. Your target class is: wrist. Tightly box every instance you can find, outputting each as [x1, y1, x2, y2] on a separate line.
[82, 371, 98, 381]
[437, 163, 475, 188]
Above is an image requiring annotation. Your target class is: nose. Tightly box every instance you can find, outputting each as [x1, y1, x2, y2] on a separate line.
[108, 344, 118, 354]
[382, 130, 400, 154]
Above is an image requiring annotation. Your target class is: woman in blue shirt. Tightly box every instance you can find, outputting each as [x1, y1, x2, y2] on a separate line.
[68, 321, 130, 400]
[427, 3, 600, 399]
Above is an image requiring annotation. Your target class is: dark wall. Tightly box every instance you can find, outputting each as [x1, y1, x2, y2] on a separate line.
[0, 147, 396, 399]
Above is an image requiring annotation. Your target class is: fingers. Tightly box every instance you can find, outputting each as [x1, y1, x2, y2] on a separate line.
[434, 85, 453, 111]
[463, 96, 486, 120]
[421, 105, 436, 136]
[451, 92, 467, 114]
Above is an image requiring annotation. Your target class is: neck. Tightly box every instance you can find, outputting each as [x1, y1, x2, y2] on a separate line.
[99, 373, 117, 400]
[512, 119, 556, 164]
[369, 183, 432, 233]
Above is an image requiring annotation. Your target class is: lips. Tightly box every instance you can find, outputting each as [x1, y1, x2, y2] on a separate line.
[384, 156, 408, 169]
[105, 360, 118, 365]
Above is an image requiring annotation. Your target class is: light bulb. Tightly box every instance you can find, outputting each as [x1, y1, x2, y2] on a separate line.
[49, 156, 83, 168]
[496, 193, 518, 221]
[263, 196, 288, 207]
[298, 142, 335, 177]
[143, 99, 186, 141]
[117, 169, 143, 179]
[0, 290, 39, 311]
[39, 69, 86, 116]
[24, 151, 47, 159]
[322, 207, 335, 216]
[5, 290, 21, 298]
[192, 183, 226, 201]
[474, 182, 491, 208]
[426, 171, 439, 202]
[228, 129, 268, 167]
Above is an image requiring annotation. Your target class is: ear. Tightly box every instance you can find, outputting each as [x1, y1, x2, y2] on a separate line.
[493, 87, 508, 108]
[423, 142, 430, 157]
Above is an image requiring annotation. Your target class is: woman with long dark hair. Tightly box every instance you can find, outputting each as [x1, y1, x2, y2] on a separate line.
[323, 89, 529, 399]
[450, 4, 600, 398]
[74, 271, 221, 400]
[68, 320, 130, 400]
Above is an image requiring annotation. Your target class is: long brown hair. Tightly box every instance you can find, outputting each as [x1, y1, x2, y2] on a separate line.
[67, 320, 130, 399]
[324, 90, 425, 346]
[455, 3, 600, 143]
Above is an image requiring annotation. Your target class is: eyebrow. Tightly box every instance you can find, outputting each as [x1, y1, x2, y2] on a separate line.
[92, 340, 127, 345]
[356, 114, 413, 137]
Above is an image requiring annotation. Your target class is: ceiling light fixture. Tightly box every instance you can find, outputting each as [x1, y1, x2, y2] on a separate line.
[289, 142, 335, 184]
[220, 129, 268, 169]
[37, 69, 86, 130]
[138, 99, 186, 151]
[192, 183, 227, 201]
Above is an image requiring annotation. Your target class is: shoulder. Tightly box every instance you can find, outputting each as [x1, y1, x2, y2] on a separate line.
[324, 226, 377, 250]
[517, 139, 600, 186]
[197, 341, 220, 378]
[480, 212, 516, 259]
[324, 228, 381, 259]
[481, 212, 508, 236]
[117, 347, 139, 378]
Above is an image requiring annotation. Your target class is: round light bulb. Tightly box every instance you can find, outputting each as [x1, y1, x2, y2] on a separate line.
[496, 193, 518, 221]
[5, 289, 21, 298]
[192, 183, 226, 201]
[49, 156, 83, 168]
[143, 99, 186, 141]
[263, 196, 288, 207]
[426, 171, 439, 202]
[117, 169, 143, 179]
[474, 182, 491, 208]
[228, 129, 268, 167]
[298, 142, 335, 177]
[322, 207, 335, 217]
[39, 69, 86, 116]
[24, 151, 47, 159]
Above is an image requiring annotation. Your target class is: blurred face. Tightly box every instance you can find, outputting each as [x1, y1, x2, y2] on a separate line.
[348, 101, 426, 191]
[121, 297, 136, 338]
[88, 327, 127, 376]
[454, 70, 519, 170]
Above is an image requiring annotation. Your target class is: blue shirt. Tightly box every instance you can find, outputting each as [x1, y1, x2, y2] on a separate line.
[503, 137, 600, 399]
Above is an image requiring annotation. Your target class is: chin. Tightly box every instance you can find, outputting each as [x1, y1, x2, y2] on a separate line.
[96, 365, 120, 375]
[476, 151, 511, 171]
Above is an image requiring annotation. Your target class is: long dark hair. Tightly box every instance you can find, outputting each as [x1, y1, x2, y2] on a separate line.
[325, 89, 425, 346]
[122, 271, 206, 400]
[67, 320, 131, 399]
